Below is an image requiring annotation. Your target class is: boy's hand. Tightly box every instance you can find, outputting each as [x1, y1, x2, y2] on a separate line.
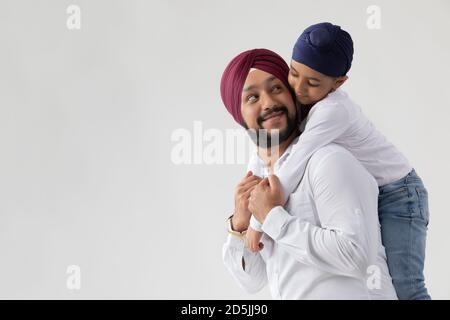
[249, 174, 285, 224]
[245, 226, 264, 253]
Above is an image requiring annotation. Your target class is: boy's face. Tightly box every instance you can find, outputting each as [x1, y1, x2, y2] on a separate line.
[240, 69, 298, 145]
[288, 60, 348, 106]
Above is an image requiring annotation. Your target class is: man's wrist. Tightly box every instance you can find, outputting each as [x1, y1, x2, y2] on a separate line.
[230, 215, 248, 233]
[253, 205, 276, 225]
[261, 205, 288, 240]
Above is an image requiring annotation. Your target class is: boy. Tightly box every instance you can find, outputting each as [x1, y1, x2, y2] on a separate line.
[246, 22, 431, 300]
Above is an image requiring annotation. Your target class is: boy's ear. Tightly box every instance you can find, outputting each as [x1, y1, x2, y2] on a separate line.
[332, 75, 348, 90]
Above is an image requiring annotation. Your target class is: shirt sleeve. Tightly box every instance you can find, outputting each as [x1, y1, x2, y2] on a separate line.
[261, 149, 379, 279]
[276, 101, 351, 203]
[222, 233, 268, 294]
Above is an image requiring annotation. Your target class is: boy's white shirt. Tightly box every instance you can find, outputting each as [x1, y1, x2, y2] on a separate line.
[248, 89, 412, 232]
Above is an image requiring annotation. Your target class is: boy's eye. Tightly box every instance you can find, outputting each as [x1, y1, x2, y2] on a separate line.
[308, 82, 319, 87]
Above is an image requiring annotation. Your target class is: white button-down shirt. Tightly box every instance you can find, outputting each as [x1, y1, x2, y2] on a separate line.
[222, 142, 398, 300]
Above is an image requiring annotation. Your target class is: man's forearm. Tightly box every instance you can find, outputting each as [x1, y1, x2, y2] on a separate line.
[231, 215, 249, 233]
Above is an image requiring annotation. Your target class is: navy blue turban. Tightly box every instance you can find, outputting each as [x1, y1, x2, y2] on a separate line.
[292, 22, 354, 77]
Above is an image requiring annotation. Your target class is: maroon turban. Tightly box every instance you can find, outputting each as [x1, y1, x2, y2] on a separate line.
[220, 48, 290, 126]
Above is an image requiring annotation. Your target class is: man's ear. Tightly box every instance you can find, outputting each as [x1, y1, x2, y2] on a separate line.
[332, 75, 348, 90]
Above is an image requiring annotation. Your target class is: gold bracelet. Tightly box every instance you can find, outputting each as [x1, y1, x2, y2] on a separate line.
[227, 214, 247, 238]
[228, 230, 247, 239]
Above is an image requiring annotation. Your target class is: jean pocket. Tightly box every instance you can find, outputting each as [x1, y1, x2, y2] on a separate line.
[416, 187, 430, 226]
[378, 187, 411, 215]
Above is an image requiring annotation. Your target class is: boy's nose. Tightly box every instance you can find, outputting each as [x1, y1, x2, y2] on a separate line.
[297, 81, 309, 96]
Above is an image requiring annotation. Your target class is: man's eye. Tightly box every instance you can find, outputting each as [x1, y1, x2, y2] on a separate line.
[308, 82, 319, 87]
[247, 95, 258, 102]
[289, 70, 298, 77]
[272, 85, 282, 92]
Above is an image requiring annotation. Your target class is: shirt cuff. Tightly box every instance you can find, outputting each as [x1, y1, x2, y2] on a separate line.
[261, 206, 290, 240]
[249, 215, 263, 232]
[226, 233, 245, 250]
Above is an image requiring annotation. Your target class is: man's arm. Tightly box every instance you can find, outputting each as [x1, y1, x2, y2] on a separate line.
[261, 148, 379, 278]
[222, 169, 267, 294]
[222, 233, 268, 294]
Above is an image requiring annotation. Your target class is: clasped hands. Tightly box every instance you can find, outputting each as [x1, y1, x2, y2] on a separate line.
[232, 171, 285, 253]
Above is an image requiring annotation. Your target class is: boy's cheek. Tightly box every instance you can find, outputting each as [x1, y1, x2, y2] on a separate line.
[299, 96, 314, 105]
[309, 90, 329, 104]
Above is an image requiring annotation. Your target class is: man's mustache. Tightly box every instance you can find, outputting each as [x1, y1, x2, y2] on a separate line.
[257, 106, 288, 126]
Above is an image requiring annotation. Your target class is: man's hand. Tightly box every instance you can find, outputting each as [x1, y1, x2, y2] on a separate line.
[249, 174, 285, 224]
[245, 226, 264, 252]
[232, 171, 263, 232]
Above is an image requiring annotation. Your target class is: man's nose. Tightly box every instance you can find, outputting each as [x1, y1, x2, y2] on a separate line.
[260, 92, 277, 111]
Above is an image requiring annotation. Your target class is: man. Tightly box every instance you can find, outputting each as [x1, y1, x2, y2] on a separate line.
[220, 48, 397, 299]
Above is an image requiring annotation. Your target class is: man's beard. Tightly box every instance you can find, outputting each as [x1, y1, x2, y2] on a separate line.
[297, 101, 314, 127]
[244, 105, 299, 149]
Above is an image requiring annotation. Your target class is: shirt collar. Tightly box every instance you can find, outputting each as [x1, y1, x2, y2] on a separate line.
[250, 134, 300, 176]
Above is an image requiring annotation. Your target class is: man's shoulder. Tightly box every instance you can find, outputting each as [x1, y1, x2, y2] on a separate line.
[308, 144, 352, 166]
[306, 144, 359, 180]
[306, 144, 377, 191]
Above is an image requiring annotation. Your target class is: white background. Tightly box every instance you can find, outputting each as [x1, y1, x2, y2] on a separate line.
[0, 0, 449, 299]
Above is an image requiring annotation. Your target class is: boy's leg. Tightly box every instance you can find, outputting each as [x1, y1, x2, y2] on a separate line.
[378, 169, 431, 300]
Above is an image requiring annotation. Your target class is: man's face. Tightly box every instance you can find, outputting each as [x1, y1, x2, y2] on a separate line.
[240, 69, 298, 147]
[288, 60, 348, 106]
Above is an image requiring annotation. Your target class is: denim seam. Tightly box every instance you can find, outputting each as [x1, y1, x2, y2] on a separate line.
[415, 187, 423, 222]
[408, 216, 414, 297]
[404, 174, 414, 297]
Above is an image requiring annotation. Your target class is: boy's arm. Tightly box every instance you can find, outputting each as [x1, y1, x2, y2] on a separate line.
[245, 101, 351, 231]
[277, 101, 351, 203]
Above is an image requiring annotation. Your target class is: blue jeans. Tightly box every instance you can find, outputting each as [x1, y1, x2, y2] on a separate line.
[378, 169, 431, 300]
